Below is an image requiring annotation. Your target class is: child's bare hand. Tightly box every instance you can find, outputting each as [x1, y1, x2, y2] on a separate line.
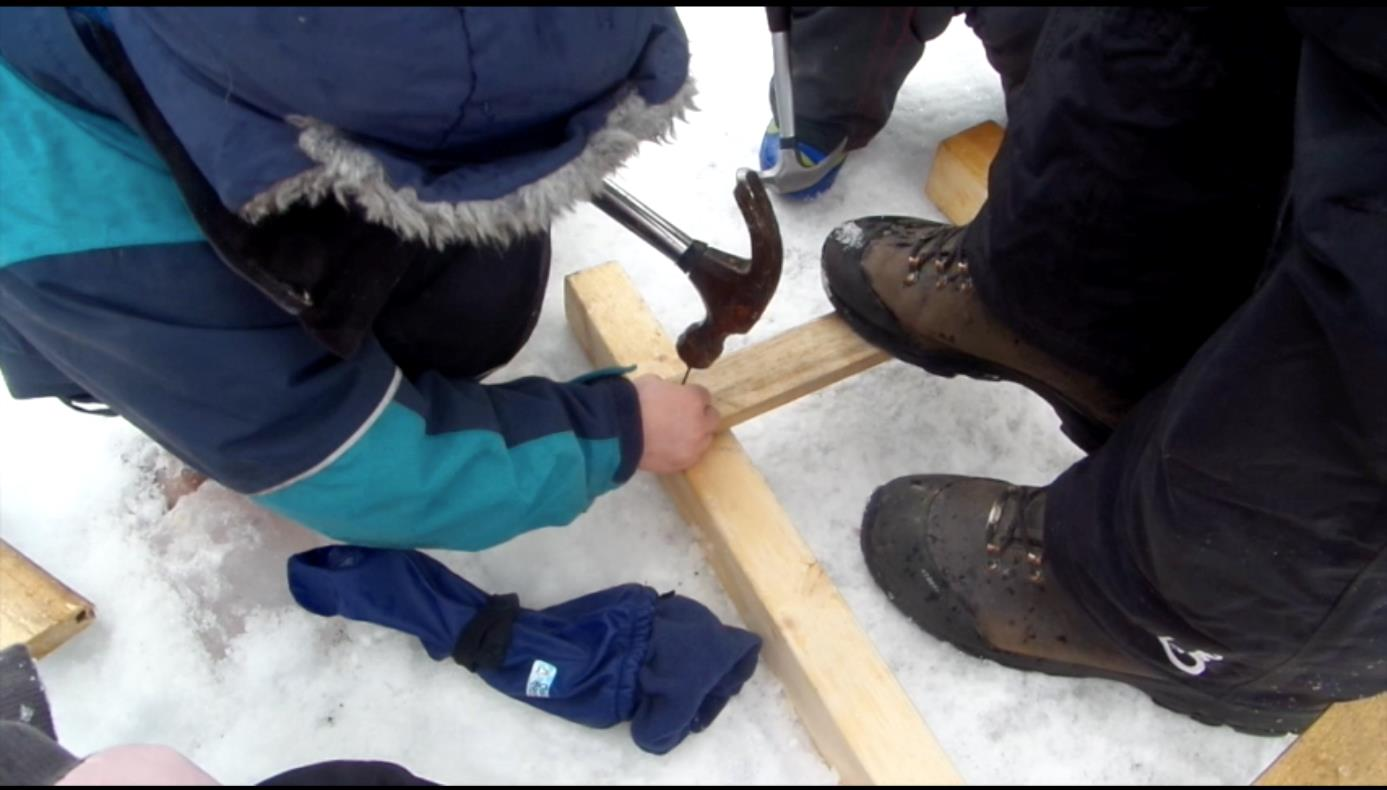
[634, 375, 720, 474]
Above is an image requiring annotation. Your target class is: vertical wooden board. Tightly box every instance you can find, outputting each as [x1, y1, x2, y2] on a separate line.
[661, 444, 959, 785]
[566, 263, 961, 785]
[0, 540, 94, 659]
[925, 121, 1004, 224]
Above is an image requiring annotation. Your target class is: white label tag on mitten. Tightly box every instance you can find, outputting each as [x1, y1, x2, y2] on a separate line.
[526, 659, 558, 698]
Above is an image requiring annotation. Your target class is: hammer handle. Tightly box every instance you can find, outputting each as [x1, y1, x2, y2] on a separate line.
[767, 7, 796, 145]
[593, 181, 697, 271]
[766, 7, 790, 32]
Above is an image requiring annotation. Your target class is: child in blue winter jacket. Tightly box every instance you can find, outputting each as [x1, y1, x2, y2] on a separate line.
[0, 7, 720, 551]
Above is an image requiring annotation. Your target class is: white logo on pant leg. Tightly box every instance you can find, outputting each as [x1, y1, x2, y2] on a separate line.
[1158, 635, 1224, 676]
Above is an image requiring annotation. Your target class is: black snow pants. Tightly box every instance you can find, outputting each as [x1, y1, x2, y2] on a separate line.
[784, 7, 1387, 708]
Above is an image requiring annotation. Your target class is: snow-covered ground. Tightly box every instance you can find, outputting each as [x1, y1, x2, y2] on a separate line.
[0, 8, 1292, 785]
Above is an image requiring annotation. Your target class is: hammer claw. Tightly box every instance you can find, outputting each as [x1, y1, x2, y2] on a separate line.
[595, 169, 783, 370]
[675, 169, 783, 368]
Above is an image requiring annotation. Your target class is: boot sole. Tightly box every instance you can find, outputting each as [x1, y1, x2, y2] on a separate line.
[860, 489, 1325, 737]
[827, 284, 1112, 452]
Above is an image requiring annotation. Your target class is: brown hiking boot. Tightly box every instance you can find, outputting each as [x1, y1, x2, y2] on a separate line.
[822, 217, 1131, 450]
[861, 474, 1326, 735]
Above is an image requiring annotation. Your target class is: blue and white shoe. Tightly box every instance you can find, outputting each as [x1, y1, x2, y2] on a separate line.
[758, 121, 847, 200]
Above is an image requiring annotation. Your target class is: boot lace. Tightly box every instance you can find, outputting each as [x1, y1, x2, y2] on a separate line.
[984, 485, 1046, 584]
[903, 224, 973, 290]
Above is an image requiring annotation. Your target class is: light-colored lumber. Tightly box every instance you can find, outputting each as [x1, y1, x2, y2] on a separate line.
[925, 121, 1004, 224]
[687, 313, 889, 431]
[1255, 693, 1387, 786]
[565, 263, 961, 785]
[0, 539, 94, 659]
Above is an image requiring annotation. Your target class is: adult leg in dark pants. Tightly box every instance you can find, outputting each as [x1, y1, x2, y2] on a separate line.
[821, 7, 1386, 733]
[1045, 7, 1387, 724]
[766, 7, 1048, 154]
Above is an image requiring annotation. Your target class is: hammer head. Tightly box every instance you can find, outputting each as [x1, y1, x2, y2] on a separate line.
[676, 169, 783, 368]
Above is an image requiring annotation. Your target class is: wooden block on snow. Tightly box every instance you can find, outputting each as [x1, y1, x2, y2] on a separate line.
[1255, 693, 1387, 786]
[925, 121, 1004, 224]
[565, 262, 960, 786]
[0, 540, 94, 659]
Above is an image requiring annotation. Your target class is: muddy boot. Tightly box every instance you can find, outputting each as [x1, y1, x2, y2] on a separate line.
[860, 474, 1327, 735]
[822, 217, 1132, 450]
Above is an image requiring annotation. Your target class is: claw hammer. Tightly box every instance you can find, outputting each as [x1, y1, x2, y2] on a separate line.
[760, 6, 848, 194]
[594, 169, 783, 381]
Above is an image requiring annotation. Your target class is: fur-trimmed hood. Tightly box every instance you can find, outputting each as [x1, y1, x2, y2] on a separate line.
[4, 7, 695, 357]
[110, 7, 695, 248]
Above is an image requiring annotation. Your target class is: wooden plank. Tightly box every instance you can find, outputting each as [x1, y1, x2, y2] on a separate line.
[684, 313, 889, 431]
[0, 540, 94, 659]
[1255, 693, 1387, 786]
[566, 263, 961, 785]
[925, 121, 1004, 224]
